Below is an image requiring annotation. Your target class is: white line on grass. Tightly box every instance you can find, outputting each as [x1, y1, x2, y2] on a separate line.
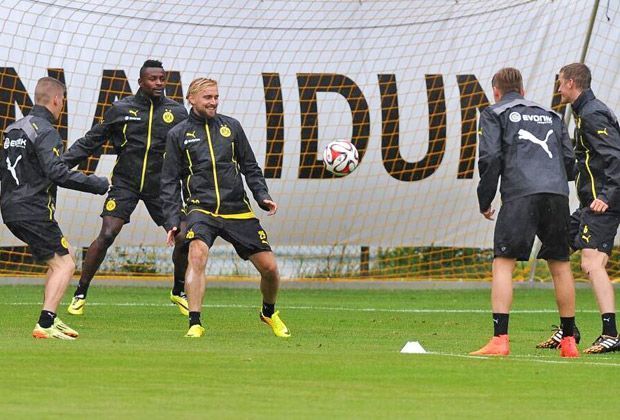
[3, 302, 617, 366]
[0, 301, 602, 314]
[421, 351, 620, 367]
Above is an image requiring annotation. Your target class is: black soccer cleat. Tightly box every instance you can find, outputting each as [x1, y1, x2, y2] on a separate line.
[583, 335, 620, 354]
[535, 324, 581, 349]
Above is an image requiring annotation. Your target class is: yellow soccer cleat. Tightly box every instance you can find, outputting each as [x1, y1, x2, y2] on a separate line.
[184, 324, 205, 338]
[32, 323, 76, 340]
[67, 296, 86, 315]
[53, 317, 79, 338]
[260, 310, 291, 338]
[170, 291, 189, 316]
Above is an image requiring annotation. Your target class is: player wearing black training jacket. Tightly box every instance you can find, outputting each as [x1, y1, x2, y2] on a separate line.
[471, 67, 579, 358]
[62, 60, 190, 316]
[161, 77, 290, 338]
[1, 77, 109, 339]
[546, 63, 620, 354]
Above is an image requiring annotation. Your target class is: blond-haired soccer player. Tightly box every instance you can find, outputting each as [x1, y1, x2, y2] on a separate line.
[0, 77, 109, 339]
[470, 68, 578, 357]
[161, 78, 290, 338]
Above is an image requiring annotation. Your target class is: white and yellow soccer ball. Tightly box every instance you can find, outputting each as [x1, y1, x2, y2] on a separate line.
[322, 140, 359, 177]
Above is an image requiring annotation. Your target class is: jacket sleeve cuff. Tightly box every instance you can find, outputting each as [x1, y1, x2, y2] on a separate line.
[164, 218, 180, 232]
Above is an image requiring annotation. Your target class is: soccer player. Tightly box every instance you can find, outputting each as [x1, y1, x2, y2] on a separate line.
[550, 63, 620, 354]
[161, 77, 290, 338]
[0, 77, 109, 339]
[62, 60, 190, 316]
[470, 68, 579, 357]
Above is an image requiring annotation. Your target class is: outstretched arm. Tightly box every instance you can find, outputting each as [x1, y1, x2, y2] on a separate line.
[35, 129, 109, 194]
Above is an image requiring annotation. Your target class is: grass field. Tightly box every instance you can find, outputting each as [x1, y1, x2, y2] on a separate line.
[1, 284, 619, 419]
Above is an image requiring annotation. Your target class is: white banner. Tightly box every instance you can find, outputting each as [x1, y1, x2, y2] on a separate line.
[0, 0, 617, 248]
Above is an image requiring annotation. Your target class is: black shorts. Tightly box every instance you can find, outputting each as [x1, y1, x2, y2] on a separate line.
[102, 185, 165, 226]
[184, 211, 272, 260]
[569, 207, 620, 255]
[5, 220, 70, 262]
[494, 194, 571, 261]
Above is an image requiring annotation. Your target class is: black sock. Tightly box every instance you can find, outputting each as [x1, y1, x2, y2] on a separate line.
[171, 282, 184, 296]
[262, 302, 275, 318]
[189, 311, 201, 327]
[38, 310, 56, 328]
[492, 313, 509, 336]
[75, 283, 89, 298]
[560, 317, 575, 337]
[602, 313, 618, 337]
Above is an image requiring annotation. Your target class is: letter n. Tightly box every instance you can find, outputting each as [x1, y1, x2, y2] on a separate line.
[456, 75, 490, 179]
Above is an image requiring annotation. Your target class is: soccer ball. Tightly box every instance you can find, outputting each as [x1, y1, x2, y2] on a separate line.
[322, 140, 359, 176]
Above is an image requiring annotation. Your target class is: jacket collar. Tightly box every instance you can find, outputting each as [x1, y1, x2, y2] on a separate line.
[30, 105, 56, 124]
[572, 89, 595, 115]
[188, 108, 215, 124]
[135, 88, 163, 106]
[499, 91, 523, 103]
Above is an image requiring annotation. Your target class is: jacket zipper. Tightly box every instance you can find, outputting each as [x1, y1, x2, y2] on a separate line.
[140, 100, 154, 192]
[205, 122, 221, 213]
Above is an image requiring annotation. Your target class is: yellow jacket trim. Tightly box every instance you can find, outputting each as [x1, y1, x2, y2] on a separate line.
[140, 100, 154, 192]
[185, 149, 193, 198]
[205, 123, 221, 213]
[188, 208, 256, 219]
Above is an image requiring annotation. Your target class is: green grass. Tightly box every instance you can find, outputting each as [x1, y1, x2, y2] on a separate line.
[1, 285, 619, 419]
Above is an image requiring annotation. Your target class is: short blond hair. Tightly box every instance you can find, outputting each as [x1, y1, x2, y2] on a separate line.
[35, 77, 66, 105]
[186, 78, 218, 99]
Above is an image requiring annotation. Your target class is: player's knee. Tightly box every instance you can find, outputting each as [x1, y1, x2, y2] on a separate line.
[259, 260, 279, 279]
[580, 256, 602, 275]
[98, 229, 119, 248]
[51, 254, 75, 275]
[188, 242, 208, 269]
[64, 257, 76, 274]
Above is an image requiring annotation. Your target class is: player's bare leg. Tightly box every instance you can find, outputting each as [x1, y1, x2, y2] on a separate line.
[250, 251, 280, 305]
[491, 257, 515, 314]
[168, 221, 189, 315]
[67, 216, 124, 315]
[582, 249, 615, 314]
[581, 249, 619, 353]
[33, 253, 79, 339]
[548, 260, 576, 317]
[44, 253, 76, 313]
[171, 221, 189, 294]
[250, 251, 290, 337]
[78, 216, 125, 293]
[547, 260, 579, 357]
[470, 257, 514, 356]
[184, 239, 208, 337]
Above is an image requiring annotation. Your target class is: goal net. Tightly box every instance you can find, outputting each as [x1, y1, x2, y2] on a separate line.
[0, 0, 618, 281]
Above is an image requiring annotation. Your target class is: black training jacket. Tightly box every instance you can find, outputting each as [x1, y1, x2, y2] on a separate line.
[477, 92, 575, 213]
[63, 89, 187, 195]
[161, 110, 272, 231]
[0, 105, 109, 222]
[571, 89, 620, 209]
